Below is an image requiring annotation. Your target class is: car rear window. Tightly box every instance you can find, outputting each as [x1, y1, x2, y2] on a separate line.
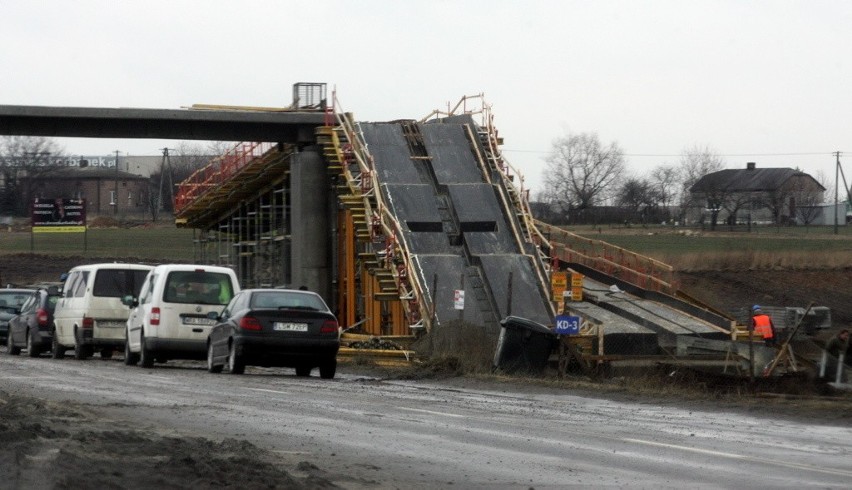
[0, 292, 29, 309]
[163, 270, 235, 305]
[250, 291, 328, 312]
[46, 294, 60, 313]
[92, 269, 151, 298]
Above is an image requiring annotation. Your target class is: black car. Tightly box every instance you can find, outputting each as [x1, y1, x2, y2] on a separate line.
[206, 289, 340, 378]
[7, 286, 61, 357]
[0, 288, 35, 344]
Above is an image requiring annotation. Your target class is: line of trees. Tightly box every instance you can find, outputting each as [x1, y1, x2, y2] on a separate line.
[539, 131, 727, 225]
[535, 133, 840, 225]
[0, 136, 66, 216]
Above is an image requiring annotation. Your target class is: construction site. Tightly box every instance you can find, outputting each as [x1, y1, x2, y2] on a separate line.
[161, 83, 847, 385]
[0, 83, 846, 384]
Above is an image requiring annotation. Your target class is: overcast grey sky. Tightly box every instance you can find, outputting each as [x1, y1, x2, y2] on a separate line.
[2, 0, 851, 194]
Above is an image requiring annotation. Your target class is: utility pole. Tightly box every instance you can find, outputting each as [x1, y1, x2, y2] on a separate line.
[157, 148, 175, 214]
[114, 150, 121, 215]
[835, 151, 840, 235]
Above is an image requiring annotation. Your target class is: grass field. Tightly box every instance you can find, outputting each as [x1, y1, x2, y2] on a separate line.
[1, 222, 851, 271]
[569, 224, 852, 270]
[0, 227, 197, 261]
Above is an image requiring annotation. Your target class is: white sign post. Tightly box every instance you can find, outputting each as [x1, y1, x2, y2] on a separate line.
[453, 289, 465, 310]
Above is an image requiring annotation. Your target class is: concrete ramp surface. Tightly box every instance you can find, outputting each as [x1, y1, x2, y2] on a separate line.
[362, 120, 552, 331]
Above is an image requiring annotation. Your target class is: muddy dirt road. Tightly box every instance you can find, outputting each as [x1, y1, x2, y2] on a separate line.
[2, 351, 851, 489]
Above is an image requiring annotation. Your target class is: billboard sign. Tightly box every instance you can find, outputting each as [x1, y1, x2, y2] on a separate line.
[32, 198, 86, 233]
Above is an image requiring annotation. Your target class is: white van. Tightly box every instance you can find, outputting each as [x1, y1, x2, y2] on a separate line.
[123, 264, 240, 368]
[53, 263, 154, 360]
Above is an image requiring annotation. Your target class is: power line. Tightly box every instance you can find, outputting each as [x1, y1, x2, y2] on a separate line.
[625, 152, 838, 158]
[502, 149, 844, 157]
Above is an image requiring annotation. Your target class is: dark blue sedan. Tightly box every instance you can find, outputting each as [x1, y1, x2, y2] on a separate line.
[206, 289, 340, 378]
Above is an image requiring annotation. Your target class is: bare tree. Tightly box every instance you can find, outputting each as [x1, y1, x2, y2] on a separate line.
[206, 141, 236, 156]
[650, 164, 678, 221]
[720, 192, 752, 229]
[618, 178, 658, 223]
[794, 196, 822, 227]
[543, 132, 625, 220]
[791, 170, 829, 227]
[0, 136, 65, 215]
[677, 145, 726, 223]
[811, 170, 830, 204]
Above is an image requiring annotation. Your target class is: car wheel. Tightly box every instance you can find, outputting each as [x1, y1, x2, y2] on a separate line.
[319, 357, 337, 380]
[228, 341, 245, 375]
[140, 335, 154, 369]
[124, 334, 139, 366]
[7, 332, 21, 356]
[26, 329, 40, 358]
[295, 365, 312, 377]
[207, 342, 223, 374]
[73, 333, 92, 360]
[101, 348, 113, 359]
[51, 328, 64, 359]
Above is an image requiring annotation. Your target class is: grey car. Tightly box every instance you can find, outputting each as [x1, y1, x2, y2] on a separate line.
[0, 288, 35, 343]
[7, 286, 61, 357]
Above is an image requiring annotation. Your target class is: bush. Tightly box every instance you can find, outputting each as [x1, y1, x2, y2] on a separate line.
[411, 320, 498, 376]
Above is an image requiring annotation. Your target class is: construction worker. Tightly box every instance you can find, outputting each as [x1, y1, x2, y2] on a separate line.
[825, 329, 851, 366]
[751, 305, 777, 347]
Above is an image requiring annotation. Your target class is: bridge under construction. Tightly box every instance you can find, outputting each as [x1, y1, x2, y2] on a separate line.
[0, 82, 751, 367]
[171, 85, 736, 358]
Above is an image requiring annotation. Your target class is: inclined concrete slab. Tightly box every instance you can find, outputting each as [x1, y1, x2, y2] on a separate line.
[361, 123, 423, 184]
[382, 184, 443, 225]
[563, 301, 659, 356]
[478, 254, 552, 326]
[420, 124, 485, 185]
[582, 278, 729, 348]
[412, 254, 489, 328]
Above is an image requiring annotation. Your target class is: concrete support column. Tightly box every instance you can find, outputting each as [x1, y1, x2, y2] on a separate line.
[290, 146, 330, 298]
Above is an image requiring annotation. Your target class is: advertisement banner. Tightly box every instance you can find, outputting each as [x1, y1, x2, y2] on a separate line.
[32, 198, 86, 233]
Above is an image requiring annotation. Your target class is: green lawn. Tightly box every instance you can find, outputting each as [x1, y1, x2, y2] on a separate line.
[0, 227, 197, 260]
[2, 223, 850, 267]
[588, 233, 852, 256]
[568, 226, 852, 267]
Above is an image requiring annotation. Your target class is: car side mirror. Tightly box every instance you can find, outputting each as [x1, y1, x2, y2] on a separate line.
[121, 295, 138, 308]
[206, 311, 220, 321]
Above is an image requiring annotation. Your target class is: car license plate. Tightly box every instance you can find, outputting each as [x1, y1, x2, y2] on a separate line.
[98, 321, 125, 328]
[183, 317, 216, 326]
[274, 322, 308, 332]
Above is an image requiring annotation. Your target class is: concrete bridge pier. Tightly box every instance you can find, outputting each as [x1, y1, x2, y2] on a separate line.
[290, 146, 333, 298]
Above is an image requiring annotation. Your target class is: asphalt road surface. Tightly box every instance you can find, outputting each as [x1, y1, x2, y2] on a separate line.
[1, 350, 851, 489]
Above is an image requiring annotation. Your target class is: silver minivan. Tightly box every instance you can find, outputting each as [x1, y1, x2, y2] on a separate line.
[53, 263, 154, 360]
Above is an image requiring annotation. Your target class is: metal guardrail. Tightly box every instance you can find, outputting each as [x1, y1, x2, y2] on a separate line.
[535, 220, 679, 296]
[174, 142, 274, 215]
[326, 93, 433, 331]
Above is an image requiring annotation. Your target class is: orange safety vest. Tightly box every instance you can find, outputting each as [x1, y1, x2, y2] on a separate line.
[752, 314, 774, 339]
